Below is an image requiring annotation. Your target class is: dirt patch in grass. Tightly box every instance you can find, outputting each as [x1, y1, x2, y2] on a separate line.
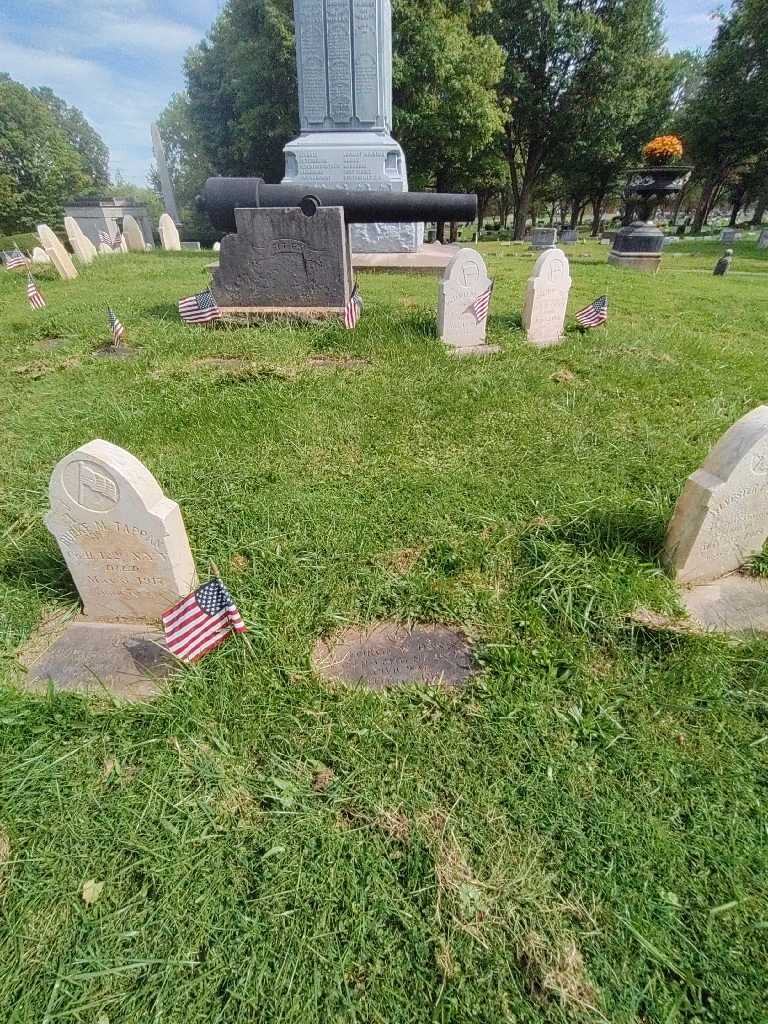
[312, 767, 335, 793]
[550, 368, 577, 384]
[379, 547, 423, 574]
[93, 344, 134, 359]
[36, 337, 69, 351]
[13, 357, 81, 379]
[306, 354, 370, 371]
[521, 931, 601, 1016]
[624, 346, 675, 364]
[229, 553, 251, 573]
[375, 808, 410, 843]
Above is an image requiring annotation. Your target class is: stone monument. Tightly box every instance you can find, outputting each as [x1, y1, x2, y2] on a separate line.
[37, 224, 78, 281]
[560, 228, 578, 244]
[45, 439, 197, 621]
[530, 227, 557, 250]
[758, 229, 768, 250]
[122, 215, 149, 252]
[64, 198, 154, 249]
[282, 0, 422, 254]
[521, 248, 572, 347]
[64, 216, 97, 264]
[151, 123, 181, 226]
[159, 213, 182, 251]
[437, 248, 497, 356]
[664, 406, 768, 632]
[720, 228, 740, 243]
[31, 247, 50, 265]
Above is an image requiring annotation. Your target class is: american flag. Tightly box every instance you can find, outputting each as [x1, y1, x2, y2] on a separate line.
[179, 288, 221, 325]
[107, 307, 126, 346]
[471, 280, 494, 324]
[4, 249, 28, 271]
[26, 273, 46, 310]
[343, 284, 363, 329]
[575, 295, 608, 328]
[99, 228, 122, 250]
[162, 577, 246, 663]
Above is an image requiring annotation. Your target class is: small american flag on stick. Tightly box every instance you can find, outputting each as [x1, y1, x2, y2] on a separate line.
[179, 288, 220, 325]
[575, 295, 608, 328]
[162, 577, 246, 663]
[343, 284, 363, 329]
[26, 273, 46, 310]
[471, 280, 494, 324]
[4, 249, 28, 271]
[107, 307, 126, 346]
[99, 228, 122, 250]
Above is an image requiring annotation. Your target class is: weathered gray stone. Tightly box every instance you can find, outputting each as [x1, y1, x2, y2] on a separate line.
[560, 228, 577, 243]
[521, 248, 571, 347]
[530, 227, 557, 250]
[211, 206, 352, 309]
[45, 439, 197, 622]
[758, 229, 768, 250]
[720, 228, 740, 243]
[151, 123, 181, 226]
[679, 574, 768, 633]
[438, 247, 493, 351]
[664, 405, 768, 584]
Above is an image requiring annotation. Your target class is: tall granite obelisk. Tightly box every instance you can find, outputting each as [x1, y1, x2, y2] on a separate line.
[282, 0, 422, 253]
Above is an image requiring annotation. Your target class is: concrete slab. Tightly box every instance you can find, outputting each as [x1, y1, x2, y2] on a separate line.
[680, 574, 768, 633]
[352, 243, 461, 274]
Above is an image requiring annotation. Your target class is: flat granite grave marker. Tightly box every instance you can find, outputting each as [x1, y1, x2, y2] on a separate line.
[159, 213, 182, 251]
[437, 247, 498, 355]
[663, 405, 768, 632]
[312, 622, 478, 688]
[64, 216, 97, 264]
[521, 248, 571, 347]
[530, 227, 557, 250]
[560, 228, 577, 243]
[122, 215, 148, 252]
[37, 224, 78, 280]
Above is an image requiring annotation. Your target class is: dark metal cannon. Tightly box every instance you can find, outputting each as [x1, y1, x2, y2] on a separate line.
[197, 176, 477, 232]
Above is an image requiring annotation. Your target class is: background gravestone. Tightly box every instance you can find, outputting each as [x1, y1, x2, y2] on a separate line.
[560, 228, 577, 243]
[282, 0, 422, 254]
[45, 439, 198, 621]
[64, 216, 97, 264]
[31, 247, 50, 264]
[758, 229, 768, 250]
[530, 227, 557, 250]
[37, 224, 78, 280]
[122, 215, 149, 252]
[437, 247, 496, 354]
[159, 213, 182, 251]
[151, 123, 182, 227]
[521, 248, 572, 347]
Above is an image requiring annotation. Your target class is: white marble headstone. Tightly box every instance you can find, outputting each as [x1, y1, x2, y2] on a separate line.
[31, 247, 51, 264]
[158, 213, 182, 251]
[45, 439, 198, 622]
[521, 248, 571, 347]
[664, 406, 768, 584]
[37, 224, 78, 281]
[122, 215, 147, 252]
[437, 248, 493, 350]
[64, 216, 97, 264]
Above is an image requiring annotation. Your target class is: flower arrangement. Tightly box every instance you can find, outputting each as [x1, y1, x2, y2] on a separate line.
[642, 135, 684, 166]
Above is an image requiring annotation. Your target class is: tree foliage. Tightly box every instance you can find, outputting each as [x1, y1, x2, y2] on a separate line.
[32, 87, 110, 191]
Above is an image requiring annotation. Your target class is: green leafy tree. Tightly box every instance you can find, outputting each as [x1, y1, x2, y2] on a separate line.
[0, 75, 88, 233]
[32, 87, 110, 191]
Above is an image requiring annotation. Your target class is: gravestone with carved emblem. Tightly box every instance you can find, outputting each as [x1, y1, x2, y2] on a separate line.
[521, 248, 572, 347]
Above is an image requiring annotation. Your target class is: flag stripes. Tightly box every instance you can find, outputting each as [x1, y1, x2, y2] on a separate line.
[162, 578, 246, 663]
[575, 295, 608, 328]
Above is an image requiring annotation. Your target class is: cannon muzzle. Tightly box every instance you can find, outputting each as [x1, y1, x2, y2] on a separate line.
[196, 177, 477, 232]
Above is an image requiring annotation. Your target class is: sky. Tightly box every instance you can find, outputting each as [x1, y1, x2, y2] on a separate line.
[2, 0, 724, 187]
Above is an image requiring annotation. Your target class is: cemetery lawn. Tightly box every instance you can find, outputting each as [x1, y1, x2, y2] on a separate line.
[2, 238, 768, 1024]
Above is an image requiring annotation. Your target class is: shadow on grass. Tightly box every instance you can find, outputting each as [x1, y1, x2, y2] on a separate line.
[0, 542, 79, 604]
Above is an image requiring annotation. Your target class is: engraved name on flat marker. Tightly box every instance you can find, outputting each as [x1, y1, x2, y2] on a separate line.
[664, 406, 768, 584]
[45, 439, 197, 621]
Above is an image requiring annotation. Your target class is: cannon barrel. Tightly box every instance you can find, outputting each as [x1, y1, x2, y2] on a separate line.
[196, 177, 477, 232]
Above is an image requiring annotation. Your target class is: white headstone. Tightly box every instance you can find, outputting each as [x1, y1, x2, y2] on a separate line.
[45, 439, 198, 622]
[521, 248, 572, 347]
[158, 213, 182, 251]
[64, 216, 97, 264]
[758, 229, 768, 250]
[664, 406, 768, 584]
[122, 215, 147, 252]
[437, 248, 493, 350]
[37, 224, 78, 281]
[720, 228, 740, 243]
[31, 247, 51, 264]
[213, 241, 221, 253]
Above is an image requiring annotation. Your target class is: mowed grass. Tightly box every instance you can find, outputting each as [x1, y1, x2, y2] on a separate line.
[1, 237, 767, 1023]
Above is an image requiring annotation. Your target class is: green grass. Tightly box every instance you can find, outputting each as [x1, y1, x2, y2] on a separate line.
[1, 239, 767, 1023]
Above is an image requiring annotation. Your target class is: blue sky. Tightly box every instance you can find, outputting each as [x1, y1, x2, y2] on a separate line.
[2, 0, 724, 186]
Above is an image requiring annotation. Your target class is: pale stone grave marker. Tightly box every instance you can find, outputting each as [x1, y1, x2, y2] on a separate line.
[437, 247, 498, 356]
[64, 216, 97, 264]
[37, 224, 78, 280]
[522, 248, 572, 347]
[159, 213, 182, 251]
[122, 215, 148, 252]
[31, 247, 50, 264]
[758, 229, 768, 250]
[663, 405, 768, 632]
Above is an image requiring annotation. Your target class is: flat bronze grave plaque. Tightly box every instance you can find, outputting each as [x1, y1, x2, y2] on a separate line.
[312, 622, 478, 689]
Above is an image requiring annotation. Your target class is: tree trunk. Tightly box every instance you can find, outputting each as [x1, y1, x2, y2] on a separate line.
[751, 194, 767, 225]
[548, 204, 556, 226]
[568, 198, 580, 230]
[449, 221, 458, 243]
[578, 203, 587, 225]
[509, 141, 544, 240]
[590, 194, 605, 236]
[436, 221, 445, 243]
[729, 199, 742, 227]
[692, 178, 718, 234]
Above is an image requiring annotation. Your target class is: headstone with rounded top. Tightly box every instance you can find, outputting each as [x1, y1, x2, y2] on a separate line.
[64, 216, 97, 264]
[521, 248, 571, 347]
[37, 224, 78, 280]
[159, 213, 182, 251]
[31, 247, 51, 264]
[437, 248, 497, 355]
[122, 215, 147, 252]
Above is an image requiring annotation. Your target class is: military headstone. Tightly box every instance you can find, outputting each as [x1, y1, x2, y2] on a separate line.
[522, 248, 572, 347]
[122, 215, 148, 252]
[64, 216, 97, 264]
[437, 247, 496, 354]
[31, 247, 50, 264]
[213, 241, 221, 252]
[151, 123, 181, 226]
[282, 0, 422, 254]
[37, 224, 78, 280]
[45, 439, 197, 621]
[530, 227, 557, 250]
[158, 213, 182, 251]
[664, 406, 768, 585]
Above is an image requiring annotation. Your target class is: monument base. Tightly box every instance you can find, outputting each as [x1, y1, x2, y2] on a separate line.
[447, 344, 501, 358]
[607, 252, 662, 273]
[219, 306, 345, 323]
[352, 244, 460, 274]
[283, 131, 424, 253]
[608, 221, 664, 273]
[679, 574, 768, 633]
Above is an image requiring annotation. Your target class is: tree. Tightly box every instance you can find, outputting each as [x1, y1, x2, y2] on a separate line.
[32, 87, 110, 191]
[489, 0, 670, 238]
[0, 75, 89, 233]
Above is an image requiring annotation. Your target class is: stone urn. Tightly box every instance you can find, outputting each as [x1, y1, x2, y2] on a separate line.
[609, 165, 691, 273]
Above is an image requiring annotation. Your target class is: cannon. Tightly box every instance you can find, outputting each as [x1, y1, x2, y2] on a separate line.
[197, 177, 478, 233]
[200, 176, 478, 314]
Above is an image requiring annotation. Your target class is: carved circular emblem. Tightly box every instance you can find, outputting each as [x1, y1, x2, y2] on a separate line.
[61, 459, 120, 512]
[751, 452, 768, 476]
